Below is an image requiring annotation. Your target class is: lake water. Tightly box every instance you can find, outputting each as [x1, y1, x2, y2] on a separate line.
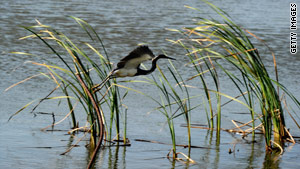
[1, 0, 300, 168]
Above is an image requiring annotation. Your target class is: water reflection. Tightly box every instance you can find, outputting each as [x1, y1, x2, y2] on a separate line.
[100, 146, 127, 169]
[263, 152, 281, 169]
[121, 130, 269, 169]
[187, 130, 274, 169]
[201, 130, 214, 168]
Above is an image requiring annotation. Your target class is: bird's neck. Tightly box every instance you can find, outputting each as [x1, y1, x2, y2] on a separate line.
[149, 57, 159, 72]
[136, 57, 159, 75]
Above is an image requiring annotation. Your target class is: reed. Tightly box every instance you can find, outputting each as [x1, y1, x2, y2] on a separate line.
[147, 71, 179, 158]
[61, 82, 77, 129]
[168, 1, 300, 150]
[142, 64, 193, 158]
[168, 35, 221, 131]
[116, 59, 194, 158]
[148, 67, 190, 158]
[168, 60, 192, 149]
[10, 17, 128, 168]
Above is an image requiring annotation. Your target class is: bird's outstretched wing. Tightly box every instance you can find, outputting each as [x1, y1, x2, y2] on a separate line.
[117, 46, 155, 69]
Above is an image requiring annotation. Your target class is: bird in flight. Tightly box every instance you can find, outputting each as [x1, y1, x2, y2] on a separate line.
[95, 45, 175, 90]
[111, 45, 175, 78]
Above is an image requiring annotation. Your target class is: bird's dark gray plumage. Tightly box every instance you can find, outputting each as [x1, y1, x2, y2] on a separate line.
[93, 46, 175, 91]
[116, 46, 155, 69]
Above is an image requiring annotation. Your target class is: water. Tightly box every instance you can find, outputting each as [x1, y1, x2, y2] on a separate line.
[1, 0, 300, 168]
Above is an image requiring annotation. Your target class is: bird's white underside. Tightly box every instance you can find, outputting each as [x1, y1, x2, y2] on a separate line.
[113, 68, 138, 77]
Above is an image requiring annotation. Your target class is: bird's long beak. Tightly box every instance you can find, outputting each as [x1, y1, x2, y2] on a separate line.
[165, 56, 176, 60]
[153, 54, 176, 61]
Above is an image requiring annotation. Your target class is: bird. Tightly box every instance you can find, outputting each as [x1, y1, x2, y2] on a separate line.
[94, 45, 175, 90]
[111, 45, 176, 78]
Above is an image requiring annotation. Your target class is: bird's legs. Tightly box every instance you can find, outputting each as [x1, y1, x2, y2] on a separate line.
[92, 71, 113, 93]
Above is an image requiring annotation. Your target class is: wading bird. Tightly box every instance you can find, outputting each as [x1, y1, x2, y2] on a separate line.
[111, 45, 175, 78]
[95, 45, 175, 90]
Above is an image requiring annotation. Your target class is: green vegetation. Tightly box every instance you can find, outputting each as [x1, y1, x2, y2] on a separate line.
[10, 17, 128, 168]
[167, 2, 300, 150]
[9, 1, 300, 168]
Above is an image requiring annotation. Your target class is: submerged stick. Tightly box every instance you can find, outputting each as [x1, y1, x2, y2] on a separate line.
[175, 152, 196, 163]
[41, 101, 79, 131]
[180, 124, 264, 134]
[134, 139, 208, 149]
[231, 120, 245, 134]
[60, 129, 90, 155]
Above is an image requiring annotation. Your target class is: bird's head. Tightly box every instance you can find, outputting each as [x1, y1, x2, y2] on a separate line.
[155, 54, 176, 61]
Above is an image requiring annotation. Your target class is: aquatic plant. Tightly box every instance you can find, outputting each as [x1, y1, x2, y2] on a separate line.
[116, 59, 194, 159]
[150, 64, 193, 158]
[9, 17, 128, 168]
[168, 1, 300, 150]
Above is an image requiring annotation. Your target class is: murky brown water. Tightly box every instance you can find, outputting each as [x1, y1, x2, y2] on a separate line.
[1, 0, 300, 168]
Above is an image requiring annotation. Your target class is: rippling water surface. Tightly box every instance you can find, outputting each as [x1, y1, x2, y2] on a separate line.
[1, 0, 300, 168]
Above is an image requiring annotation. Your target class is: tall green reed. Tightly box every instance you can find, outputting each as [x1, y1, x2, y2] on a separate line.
[168, 35, 221, 132]
[10, 17, 128, 168]
[168, 1, 300, 150]
[119, 60, 194, 158]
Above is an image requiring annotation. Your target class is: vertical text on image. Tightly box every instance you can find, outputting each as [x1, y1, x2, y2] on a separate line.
[290, 3, 297, 54]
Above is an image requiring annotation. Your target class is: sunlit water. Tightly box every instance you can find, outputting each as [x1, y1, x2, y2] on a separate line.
[1, 0, 300, 168]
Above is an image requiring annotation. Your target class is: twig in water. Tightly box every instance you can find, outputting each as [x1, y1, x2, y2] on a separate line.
[60, 129, 90, 155]
[40, 101, 79, 131]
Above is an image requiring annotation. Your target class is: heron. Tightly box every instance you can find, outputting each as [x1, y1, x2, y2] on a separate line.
[95, 45, 175, 90]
